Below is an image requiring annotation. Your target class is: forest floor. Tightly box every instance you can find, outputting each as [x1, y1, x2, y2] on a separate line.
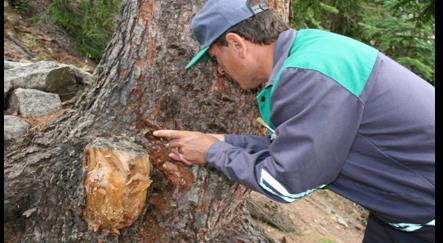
[4, 2, 96, 72]
[4, 4, 368, 243]
[249, 190, 367, 243]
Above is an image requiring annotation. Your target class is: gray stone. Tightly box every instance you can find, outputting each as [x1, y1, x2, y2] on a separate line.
[68, 65, 94, 85]
[5, 77, 13, 100]
[4, 115, 30, 142]
[4, 60, 33, 70]
[4, 60, 94, 101]
[4, 61, 32, 98]
[9, 88, 62, 117]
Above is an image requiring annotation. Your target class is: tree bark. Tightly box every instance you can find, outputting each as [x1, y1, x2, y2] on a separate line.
[4, 0, 291, 242]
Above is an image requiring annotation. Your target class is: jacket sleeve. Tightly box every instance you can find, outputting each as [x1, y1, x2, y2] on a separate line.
[205, 68, 365, 203]
[224, 134, 270, 152]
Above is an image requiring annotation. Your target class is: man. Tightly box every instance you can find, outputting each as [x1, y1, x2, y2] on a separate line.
[154, 0, 435, 242]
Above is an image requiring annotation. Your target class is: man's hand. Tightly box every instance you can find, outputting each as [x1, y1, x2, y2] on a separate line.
[153, 130, 222, 165]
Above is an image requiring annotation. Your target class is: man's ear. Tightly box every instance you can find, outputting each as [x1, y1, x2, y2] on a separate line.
[225, 33, 247, 58]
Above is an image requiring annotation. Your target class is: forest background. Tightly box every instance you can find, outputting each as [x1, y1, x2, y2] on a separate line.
[10, 0, 435, 84]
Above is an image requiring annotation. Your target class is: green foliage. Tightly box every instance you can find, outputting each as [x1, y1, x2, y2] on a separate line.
[319, 237, 334, 243]
[9, 0, 29, 13]
[40, 0, 121, 63]
[291, 0, 435, 85]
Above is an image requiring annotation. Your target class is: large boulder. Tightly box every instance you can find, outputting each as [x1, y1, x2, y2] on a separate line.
[4, 115, 30, 144]
[4, 61, 33, 98]
[4, 60, 94, 101]
[8, 88, 62, 117]
[4, 60, 33, 70]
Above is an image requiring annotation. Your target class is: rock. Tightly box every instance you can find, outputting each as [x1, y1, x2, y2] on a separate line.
[4, 115, 30, 143]
[4, 60, 32, 70]
[67, 64, 94, 85]
[9, 88, 62, 117]
[336, 215, 349, 228]
[4, 78, 13, 102]
[3, 61, 31, 98]
[4, 60, 94, 101]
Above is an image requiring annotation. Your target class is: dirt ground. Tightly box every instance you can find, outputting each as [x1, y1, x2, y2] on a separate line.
[249, 190, 368, 243]
[4, 4, 369, 243]
[4, 2, 96, 71]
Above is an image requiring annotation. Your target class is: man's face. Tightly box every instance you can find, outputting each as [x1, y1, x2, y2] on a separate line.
[207, 36, 265, 90]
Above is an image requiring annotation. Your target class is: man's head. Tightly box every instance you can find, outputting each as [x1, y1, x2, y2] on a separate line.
[186, 0, 289, 89]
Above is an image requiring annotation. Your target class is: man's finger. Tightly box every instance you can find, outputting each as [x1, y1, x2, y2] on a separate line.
[153, 130, 189, 139]
[168, 151, 192, 166]
[171, 147, 183, 156]
[178, 153, 193, 166]
[167, 140, 182, 149]
[168, 152, 181, 161]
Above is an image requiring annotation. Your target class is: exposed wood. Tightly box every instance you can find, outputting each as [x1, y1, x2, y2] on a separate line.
[83, 137, 151, 234]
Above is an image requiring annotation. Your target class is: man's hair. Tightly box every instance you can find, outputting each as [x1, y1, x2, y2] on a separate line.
[214, 9, 290, 46]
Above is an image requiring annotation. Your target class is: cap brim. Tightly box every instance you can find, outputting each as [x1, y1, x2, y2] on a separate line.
[185, 46, 210, 70]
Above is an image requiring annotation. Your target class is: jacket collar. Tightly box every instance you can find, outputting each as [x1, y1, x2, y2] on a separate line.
[265, 28, 297, 88]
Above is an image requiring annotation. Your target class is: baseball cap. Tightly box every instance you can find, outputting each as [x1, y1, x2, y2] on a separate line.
[185, 0, 269, 70]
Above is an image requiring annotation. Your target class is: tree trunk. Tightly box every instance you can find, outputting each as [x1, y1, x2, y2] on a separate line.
[4, 0, 291, 242]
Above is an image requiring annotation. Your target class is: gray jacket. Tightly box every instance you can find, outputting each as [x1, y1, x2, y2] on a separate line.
[205, 29, 435, 231]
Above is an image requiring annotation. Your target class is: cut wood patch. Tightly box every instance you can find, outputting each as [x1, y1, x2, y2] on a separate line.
[83, 137, 151, 233]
